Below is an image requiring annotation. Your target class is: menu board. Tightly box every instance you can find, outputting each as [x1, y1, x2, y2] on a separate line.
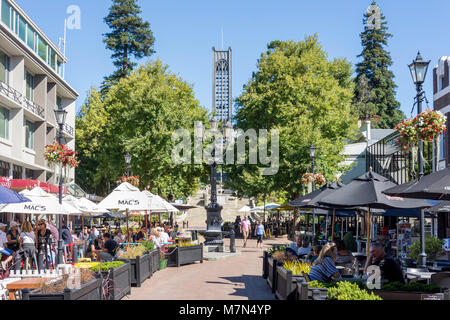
[397, 222, 411, 258]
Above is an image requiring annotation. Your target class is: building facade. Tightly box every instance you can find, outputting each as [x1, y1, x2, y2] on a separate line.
[433, 56, 449, 170]
[0, 0, 77, 188]
[212, 47, 232, 123]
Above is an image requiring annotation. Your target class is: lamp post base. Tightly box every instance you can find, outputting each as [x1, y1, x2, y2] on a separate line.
[418, 253, 427, 268]
[199, 203, 224, 246]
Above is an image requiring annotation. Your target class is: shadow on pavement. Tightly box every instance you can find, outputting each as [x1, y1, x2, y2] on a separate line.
[211, 275, 274, 300]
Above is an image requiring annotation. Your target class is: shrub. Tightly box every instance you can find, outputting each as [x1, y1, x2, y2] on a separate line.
[141, 240, 155, 252]
[408, 237, 445, 262]
[326, 281, 382, 300]
[283, 261, 311, 275]
[90, 261, 125, 272]
[381, 281, 440, 293]
[119, 245, 147, 259]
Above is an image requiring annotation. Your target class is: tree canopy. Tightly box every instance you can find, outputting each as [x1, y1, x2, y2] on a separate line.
[225, 35, 358, 201]
[76, 60, 209, 198]
[354, 1, 404, 129]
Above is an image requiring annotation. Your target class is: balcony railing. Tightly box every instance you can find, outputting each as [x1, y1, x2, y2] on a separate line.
[23, 97, 45, 119]
[0, 80, 22, 105]
[63, 123, 75, 136]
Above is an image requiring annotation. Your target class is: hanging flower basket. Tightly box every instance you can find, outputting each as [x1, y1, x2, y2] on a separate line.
[394, 118, 417, 151]
[301, 173, 326, 187]
[116, 176, 140, 188]
[44, 142, 80, 168]
[301, 173, 315, 185]
[314, 173, 326, 187]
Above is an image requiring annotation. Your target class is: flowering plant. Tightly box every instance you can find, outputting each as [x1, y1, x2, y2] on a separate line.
[301, 173, 315, 185]
[302, 173, 326, 187]
[314, 173, 326, 186]
[44, 142, 80, 168]
[116, 176, 140, 187]
[395, 110, 446, 149]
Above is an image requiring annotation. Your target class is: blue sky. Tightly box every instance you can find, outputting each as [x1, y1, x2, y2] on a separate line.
[16, 0, 450, 122]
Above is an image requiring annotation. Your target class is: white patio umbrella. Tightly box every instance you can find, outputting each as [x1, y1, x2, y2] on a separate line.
[142, 190, 179, 228]
[238, 205, 251, 213]
[98, 182, 151, 245]
[63, 195, 108, 231]
[250, 203, 280, 212]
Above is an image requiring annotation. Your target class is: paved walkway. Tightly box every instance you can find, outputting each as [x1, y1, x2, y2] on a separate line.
[125, 237, 290, 300]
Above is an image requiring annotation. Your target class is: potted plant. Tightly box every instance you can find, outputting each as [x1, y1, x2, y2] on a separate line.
[159, 250, 168, 270]
[165, 241, 203, 267]
[275, 261, 310, 300]
[326, 281, 382, 300]
[22, 269, 102, 300]
[91, 261, 131, 301]
[116, 245, 151, 287]
[408, 237, 445, 263]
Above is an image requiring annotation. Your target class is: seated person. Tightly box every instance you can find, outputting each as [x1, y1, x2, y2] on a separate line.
[364, 242, 404, 284]
[86, 234, 103, 259]
[113, 230, 125, 244]
[135, 226, 147, 242]
[308, 245, 322, 263]
[96, 233, 119, 262]
[0, 223, 14, 270]
[335, 239, 354, 265]
[159, 227, 170, 244]
[287, 236, 312, 258]
[308, 243, 341, 283]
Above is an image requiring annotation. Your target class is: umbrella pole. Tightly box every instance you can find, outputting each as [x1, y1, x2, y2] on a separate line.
[356, 211, 359, 240]
[366, 208, 371, 256]
[331, 209, 336, 241]
[126, 209, 129, 249]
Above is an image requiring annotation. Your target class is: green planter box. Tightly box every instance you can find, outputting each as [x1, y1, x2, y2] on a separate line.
[160, 259, 168, 270]
[94, 262, 131, 300]
[166, 244, 203, 267]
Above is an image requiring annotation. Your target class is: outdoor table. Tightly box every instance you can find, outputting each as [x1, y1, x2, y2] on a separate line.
[7, 278, 56, 300]
[406, 271, 436, 284]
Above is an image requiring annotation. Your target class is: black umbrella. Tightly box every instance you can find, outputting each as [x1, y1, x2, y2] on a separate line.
[290, 181, 345, 208]
[427, 201, 450, 213]
[383, 167, 450, 201]
[319, 170, 431, 254]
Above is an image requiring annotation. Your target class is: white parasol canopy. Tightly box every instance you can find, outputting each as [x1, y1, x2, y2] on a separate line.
[98, 182, 150, 212]
[0, 187, 69, 215]
[63, 195, 108, 215]
[238, 205, 251, 213]
[142, 190, 179, 213]
[250, 203, 280, 212]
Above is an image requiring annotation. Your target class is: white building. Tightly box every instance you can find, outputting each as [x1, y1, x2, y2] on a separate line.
[0, 0, 77, 190]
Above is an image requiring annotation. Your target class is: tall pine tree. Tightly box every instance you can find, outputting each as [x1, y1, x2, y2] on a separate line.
[102, 0, 155, 93]
[354, 1, 404, 129]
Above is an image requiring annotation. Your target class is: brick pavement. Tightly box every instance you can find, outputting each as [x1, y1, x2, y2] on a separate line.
[125, 236, 290, 300]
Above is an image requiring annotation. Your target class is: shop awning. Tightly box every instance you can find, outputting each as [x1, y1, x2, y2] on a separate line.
[0, 177, 66, 194]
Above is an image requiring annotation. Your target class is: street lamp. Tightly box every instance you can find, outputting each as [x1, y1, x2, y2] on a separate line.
[309, 144, 317, 244]
[54, 108, 67, 265]
[409, 51, 430, 268]
[198, 118, 233, 247]
[124, 152, 132, 177]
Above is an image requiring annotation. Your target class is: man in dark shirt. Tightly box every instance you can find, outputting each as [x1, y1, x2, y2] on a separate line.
[364, 242, 404, 284]
[61, 224, 73, 245]
[97, 233, 118, 262]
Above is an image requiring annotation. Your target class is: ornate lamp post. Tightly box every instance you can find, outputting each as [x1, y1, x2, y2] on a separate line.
[309, 144, 317, 244]
[197, 119, 233, 248]
[408, 51, 430, 268]
[54, 108, 67, 265]
[124, 152, 132, 178]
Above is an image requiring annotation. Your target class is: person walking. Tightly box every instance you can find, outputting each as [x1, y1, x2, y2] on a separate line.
[254, 220, 265, 249]
[240, 216, 251, 248]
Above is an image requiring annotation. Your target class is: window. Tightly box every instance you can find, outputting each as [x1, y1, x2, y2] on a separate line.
[37, 36, 47, 61]
[50, 49, 56, 70]
[0, 50, 9, 84]
[439, 132, 446, 161]
[440, 77, 446, 91]
[25, 168, 34, 179]
[18, 15, 26, 42]
[26, 24, 35, 50]
[25, 71, 33, 100]
[0, 106, 9, 139]
[25, 119, 34, 149]
[1, 0, 11, 28]
[12, 165, 22, 179]
[0, 160, 9, 177]
[57, 60, 62, 77]
[57, 96, 62, 109]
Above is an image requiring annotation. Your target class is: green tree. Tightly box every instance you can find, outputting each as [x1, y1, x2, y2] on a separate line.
[76, 60, 209, 198]
[355, 1, 404, 129]
[226, 35, 358, 201]
[353, 74, 377, 123]
[102, 0, 155, 93]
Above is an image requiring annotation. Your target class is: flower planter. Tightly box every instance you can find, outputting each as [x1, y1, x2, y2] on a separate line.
[95, 262, 131, 300]
[160, 259, 168, 270]
[150, 249, 160, 274]
[21, 278, 102, 300]
[117, 253, 151, 287]
[166, 244, 203, 267]
[296, 281, 328, 300]
[275, 265, 298, 300]
[262, 251, 269, 279]
[267, 257, 278, 293]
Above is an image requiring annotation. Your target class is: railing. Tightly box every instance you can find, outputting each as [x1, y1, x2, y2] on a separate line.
[0, 80, 22, 104]
[63, 123, 75, 136]
[23, 97, 45, 119]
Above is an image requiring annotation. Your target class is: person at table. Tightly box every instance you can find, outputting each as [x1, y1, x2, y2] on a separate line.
[166, 225, 175, 240]
[135, 226, 147, 242]
[113, 230, 125, 244]
[151, 229, 161, 247]
[308, 245, 322, 263]
[308, 243, 341, 283]
[36, 219, 53, 269]
[0, 223, 14, 270]
[6, 221, 20, 253]
[364, 242, 404, 284]
[96, 233, 118, 262]
[87, 234, 103, 260]
[343, 231, 357, 252]
[287, 236, 312, 258]
[160, 227, 170, 244]
[335, 239, 354, 265]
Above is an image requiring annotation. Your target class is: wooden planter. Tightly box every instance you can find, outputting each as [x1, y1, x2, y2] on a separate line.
[296, 281, 328, 300]
[150, 249, 160, 274]
[372, 290, 445, 300]
[166, 244, 203, 267]
[275, 266, 304, 300]
[262, 251, 269, 279]
[95, 263, 131, 300]
[22, 278, 102, 300]
[267, 257, 278, 293]
[117, 254, 151, 287]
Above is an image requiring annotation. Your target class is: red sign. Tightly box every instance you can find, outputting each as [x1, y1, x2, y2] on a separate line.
[0, 177, 65, 194]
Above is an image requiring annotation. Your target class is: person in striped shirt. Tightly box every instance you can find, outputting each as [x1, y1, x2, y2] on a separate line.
[308, 243, 341, 283]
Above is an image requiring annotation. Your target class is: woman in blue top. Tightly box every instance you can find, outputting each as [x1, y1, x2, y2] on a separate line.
[254, 221, 265, 249]
[308, 243, 341, 283]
